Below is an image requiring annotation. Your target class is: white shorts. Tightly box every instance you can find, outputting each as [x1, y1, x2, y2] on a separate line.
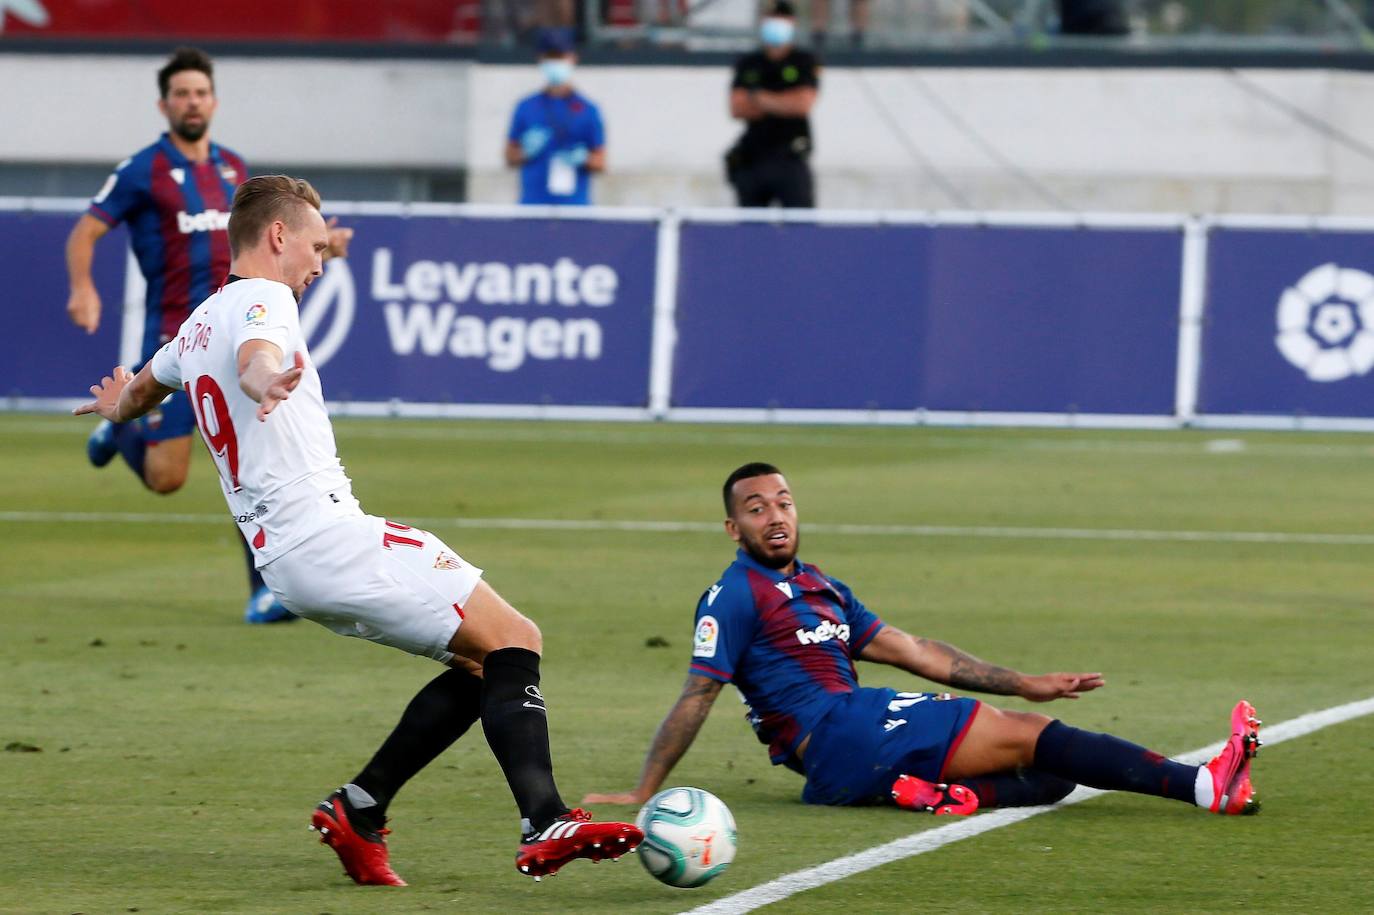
[261, 515, 483, 663]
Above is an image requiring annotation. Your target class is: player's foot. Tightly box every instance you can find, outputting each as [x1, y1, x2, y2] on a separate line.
[1202, 699, 1262, 815]
[243, 585, 296, 624]
[309, 788, 407, 886]
[891, 774, 979, 815]
[86, 420, 118, 468]
[515, 808, 643, 880]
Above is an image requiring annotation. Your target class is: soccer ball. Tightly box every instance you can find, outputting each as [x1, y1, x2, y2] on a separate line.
[634, 786, 737, 888]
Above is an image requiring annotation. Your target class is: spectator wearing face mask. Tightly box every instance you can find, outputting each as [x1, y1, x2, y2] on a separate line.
[505, 28, 607, 206]
[725, 1, 819, 208]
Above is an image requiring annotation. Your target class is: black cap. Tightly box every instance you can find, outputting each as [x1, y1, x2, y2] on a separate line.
[535, 27, 576, 54]
[768, 1, 796, 17]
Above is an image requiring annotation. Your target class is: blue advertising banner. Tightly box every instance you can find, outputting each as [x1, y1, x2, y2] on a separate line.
[922, 226, 1181, 415]
[672, 222, 924, 410]
[1198, 228, 1374, 418]
[0, 211, 127, 399]
[671, 222, 1181, 414]
[297, 215, 657, 406]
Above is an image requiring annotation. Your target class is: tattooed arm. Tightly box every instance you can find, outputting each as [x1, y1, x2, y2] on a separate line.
[858, 625, 1104, 702]
[581, 674, 726, 805]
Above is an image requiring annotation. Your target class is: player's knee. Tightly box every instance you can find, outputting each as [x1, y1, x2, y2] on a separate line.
[984, 707, 1052, 763]
[144, 465, 187, 494]
[505, 614, 542, 653]
[1006, 709, 1054, 743]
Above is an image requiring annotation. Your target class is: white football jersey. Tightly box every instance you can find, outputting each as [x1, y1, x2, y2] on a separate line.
[151, 276, 362, 565]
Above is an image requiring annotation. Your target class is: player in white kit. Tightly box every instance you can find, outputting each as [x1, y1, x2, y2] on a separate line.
[74, 175, 642, 886]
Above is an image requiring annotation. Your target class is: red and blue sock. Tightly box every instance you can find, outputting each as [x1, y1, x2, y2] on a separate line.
[113, 421, 147, 482]
[1033, 719, 1197, 804]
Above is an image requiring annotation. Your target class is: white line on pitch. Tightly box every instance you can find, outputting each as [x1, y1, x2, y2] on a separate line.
[16, 417, 1374, 458]
[3, 510, 1374, 546]
[682, 695, 1374, 915]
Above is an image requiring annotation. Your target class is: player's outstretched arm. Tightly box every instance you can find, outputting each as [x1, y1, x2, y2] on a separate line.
[73, 363, 175, 423]
[581, 674, 725, 806]
[858, 625, 1104, 702]
[238, 341, 305, 421]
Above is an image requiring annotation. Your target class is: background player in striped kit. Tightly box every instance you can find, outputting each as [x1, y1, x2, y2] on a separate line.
[64, 47, 352, 623]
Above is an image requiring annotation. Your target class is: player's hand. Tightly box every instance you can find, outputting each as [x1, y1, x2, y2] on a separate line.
[581, 790, 649, 806]
[257, 351, 306, 422]
[73, 365, 133, 420]
[325, 216, 353, 260]
[67, 285, 102, 334]
[1019, 672, 1105, 702]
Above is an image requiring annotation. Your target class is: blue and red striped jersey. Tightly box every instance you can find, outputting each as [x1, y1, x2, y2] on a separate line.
[88, 132, 247, 365]
[690, 549, 885, 766]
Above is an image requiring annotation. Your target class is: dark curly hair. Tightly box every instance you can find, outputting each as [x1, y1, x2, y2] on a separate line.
[157, 47, 214, 98]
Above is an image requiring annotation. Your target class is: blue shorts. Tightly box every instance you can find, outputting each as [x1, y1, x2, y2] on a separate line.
[139, 388, 195, 443]
[800, 687, 981, 806]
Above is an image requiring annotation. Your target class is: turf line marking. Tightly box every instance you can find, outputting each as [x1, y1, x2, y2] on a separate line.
[20, 419, 1374, 457]
[4, 510, 1374, 547]
[681, 695, 1374, 915]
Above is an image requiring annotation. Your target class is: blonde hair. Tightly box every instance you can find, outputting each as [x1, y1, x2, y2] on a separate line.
[228, 175, 322, 257]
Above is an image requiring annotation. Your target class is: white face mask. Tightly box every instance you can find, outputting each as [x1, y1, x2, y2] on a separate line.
[760, 17, 795, 47]
[541, 59, 574, 87]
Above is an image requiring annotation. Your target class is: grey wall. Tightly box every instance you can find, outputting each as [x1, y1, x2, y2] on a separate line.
[6, 52, 1374, 213]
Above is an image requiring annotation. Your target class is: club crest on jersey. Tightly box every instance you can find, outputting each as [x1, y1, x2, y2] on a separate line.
[245, 303, 268, 326]
[433, 552, 464, 571]
[795, 619, 849, 646]
[693, 615, 720, 658]
[220, 165, 238, 182]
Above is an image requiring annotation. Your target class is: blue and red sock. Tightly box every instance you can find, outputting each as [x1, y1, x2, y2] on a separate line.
[956, 768, 1076, 808]
[113, 421, 148, 482]
[1033, 719, 1197, 804]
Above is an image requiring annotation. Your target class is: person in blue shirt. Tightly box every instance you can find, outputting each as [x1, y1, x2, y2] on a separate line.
[585, 463, 1262, 818]
[64, 47, 352, 624]
[504, 28, 606, 206]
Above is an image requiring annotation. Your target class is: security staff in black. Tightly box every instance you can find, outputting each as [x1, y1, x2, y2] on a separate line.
[726, 1, 819, 208]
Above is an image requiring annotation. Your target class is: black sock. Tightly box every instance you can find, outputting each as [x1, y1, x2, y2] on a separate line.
[1034, 720, 1197, 803]
[240, 531, 266, 593]
[114, 421, 147, 482]
[480, 647, 568, 834]
[350, 667, 483, 827]
[956, 767, 1076, 809]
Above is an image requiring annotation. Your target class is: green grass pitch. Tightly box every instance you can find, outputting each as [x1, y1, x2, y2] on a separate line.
[3, 414, 1372, 913]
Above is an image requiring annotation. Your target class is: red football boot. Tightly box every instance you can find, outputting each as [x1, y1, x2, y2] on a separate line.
[891, 774, 980, 815]
[1202, 700, 1262, 815]
[515, 808, 644, 880]
[309, 789, 408, 886]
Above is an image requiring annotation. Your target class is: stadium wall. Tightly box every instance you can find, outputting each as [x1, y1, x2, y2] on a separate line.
[8, 53, 1374, 212]
[7, 199, 1374, 431]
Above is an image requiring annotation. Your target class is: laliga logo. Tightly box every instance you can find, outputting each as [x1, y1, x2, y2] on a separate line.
[298, 259, 356, 370]
[1275, 263, 1374, 383]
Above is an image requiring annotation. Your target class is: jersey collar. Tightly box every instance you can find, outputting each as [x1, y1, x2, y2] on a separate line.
[158, 131, 222, 166]
[733, 547, 804, 581]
